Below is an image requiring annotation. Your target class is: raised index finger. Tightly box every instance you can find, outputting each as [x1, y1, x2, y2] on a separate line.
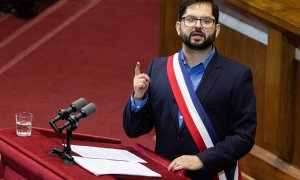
[135, 62, 141, 75]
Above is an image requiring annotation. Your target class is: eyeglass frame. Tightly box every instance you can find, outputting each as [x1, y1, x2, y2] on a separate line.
[181, 16, 216, 29]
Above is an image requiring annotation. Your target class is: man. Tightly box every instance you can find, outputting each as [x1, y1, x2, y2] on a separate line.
[123, 0, 256, 179]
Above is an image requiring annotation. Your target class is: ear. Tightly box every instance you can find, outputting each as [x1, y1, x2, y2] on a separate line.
[175, 21, 181, 36]
[215, 23, 221, 38]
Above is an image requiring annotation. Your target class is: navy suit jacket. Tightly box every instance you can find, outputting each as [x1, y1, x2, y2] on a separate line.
[123, 50, 256, 179]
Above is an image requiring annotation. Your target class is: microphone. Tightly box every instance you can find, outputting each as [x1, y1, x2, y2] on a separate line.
[49, 98, 87, 133]
[58, 103, 97, 133]
[51, 98, 87, 122]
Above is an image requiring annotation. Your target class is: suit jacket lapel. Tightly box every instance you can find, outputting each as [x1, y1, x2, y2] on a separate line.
[171, 51, 223, 132]
[196, 51, 222, 102]
[169, 95, 181, 130]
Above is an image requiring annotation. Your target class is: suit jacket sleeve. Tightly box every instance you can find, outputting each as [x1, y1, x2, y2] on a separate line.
[123, 61, 155, 138]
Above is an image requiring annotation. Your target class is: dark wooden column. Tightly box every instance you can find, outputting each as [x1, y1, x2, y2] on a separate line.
[159, 0, 181, 56]
[264, 27, 296, 161]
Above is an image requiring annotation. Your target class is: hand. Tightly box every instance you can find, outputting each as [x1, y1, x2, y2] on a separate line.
[133, 62, 150, 99]
[168, 155, 203, 172]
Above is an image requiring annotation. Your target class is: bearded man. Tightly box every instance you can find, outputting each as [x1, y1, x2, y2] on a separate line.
[123, 0, 256, 179]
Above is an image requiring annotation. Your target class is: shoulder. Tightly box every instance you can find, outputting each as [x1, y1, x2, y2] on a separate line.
[214, 52, 252, 76]
[150, 56, 168, 66]
[146, 56, 168, 72]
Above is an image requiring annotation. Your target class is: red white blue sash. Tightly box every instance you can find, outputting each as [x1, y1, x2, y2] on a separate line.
[167, 53, 242, 180]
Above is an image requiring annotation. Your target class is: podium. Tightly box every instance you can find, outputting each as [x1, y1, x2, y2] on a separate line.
[0, 127, 188, 179]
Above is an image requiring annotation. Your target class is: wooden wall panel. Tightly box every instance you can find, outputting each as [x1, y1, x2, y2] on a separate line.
[293, 62, 300, 167]
[240, 153, 297, 180]
[263, 27, 296, 161]
[159, 0, 181, 56]
[228, 0, 300, 38]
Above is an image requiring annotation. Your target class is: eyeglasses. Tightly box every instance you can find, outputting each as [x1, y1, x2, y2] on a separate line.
[182, 16, 215, 29]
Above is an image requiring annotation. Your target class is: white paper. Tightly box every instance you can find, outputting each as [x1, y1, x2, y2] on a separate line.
[73, 156, 161, 177]
[70, 145, 146, 163]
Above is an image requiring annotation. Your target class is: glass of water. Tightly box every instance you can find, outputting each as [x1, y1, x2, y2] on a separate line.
[16, 112, 32, 137]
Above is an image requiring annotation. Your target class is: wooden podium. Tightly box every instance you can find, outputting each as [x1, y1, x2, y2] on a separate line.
[0, 127, 188, 180]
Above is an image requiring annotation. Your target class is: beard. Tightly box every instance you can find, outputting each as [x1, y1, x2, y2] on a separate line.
[180, 28, 216, 50]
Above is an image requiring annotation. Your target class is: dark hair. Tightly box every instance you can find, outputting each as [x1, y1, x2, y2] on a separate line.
[178, 0, 219, 24]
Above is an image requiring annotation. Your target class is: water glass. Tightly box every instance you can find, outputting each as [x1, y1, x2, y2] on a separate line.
[16, 112, 32, 137]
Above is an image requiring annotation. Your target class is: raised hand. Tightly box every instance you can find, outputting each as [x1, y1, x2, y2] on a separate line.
[133, 62, 150, 99]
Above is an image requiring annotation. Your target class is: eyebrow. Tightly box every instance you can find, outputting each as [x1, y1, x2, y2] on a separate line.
[185, 16, 215, 20]
[185, 15, 214, 18]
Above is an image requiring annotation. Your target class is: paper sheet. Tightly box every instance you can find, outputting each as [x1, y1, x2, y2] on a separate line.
[71, 145, 146, 163]
[73, 156, 161, 177]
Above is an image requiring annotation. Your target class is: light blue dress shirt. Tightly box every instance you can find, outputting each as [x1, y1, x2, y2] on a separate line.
[131, 48, 216, 127]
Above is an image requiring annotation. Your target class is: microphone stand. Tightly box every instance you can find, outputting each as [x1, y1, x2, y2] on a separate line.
[49, 103, 96, 164]
[49, 123, 78, 165]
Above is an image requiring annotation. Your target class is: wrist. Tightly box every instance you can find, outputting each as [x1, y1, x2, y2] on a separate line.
[133, 92, 144, 100]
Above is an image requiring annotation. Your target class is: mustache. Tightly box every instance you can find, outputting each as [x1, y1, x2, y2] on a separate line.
[191, 29, 205, 36]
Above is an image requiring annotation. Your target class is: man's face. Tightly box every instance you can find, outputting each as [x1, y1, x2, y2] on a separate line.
[176, 3, 220, 50]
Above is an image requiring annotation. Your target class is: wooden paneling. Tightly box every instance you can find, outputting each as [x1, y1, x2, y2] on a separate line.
[240, 153, 297, 180]
[159, 0, 181, 56]
[263, 27, 296, 161]
[228, 0, 300, 40]
[294, 62, 300, 167]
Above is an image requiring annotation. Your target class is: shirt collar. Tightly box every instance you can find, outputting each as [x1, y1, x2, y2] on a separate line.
[179, 47, 215, 70]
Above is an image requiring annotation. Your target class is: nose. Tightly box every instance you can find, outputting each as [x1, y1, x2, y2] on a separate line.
[195, 19, 202, 28]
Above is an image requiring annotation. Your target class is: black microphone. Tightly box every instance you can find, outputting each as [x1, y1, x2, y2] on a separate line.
[58, 103, 97, 133]
[51, 98, 87, 122]
[49, 98, 87, 133]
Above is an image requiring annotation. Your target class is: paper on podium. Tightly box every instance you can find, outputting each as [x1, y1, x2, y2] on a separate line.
[73, 156, 161, 177]
[71, 145, 161, 177]
[71, 145, 146, 163]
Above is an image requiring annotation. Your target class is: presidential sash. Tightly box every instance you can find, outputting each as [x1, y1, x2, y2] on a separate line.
[166, 53, 242, 180]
